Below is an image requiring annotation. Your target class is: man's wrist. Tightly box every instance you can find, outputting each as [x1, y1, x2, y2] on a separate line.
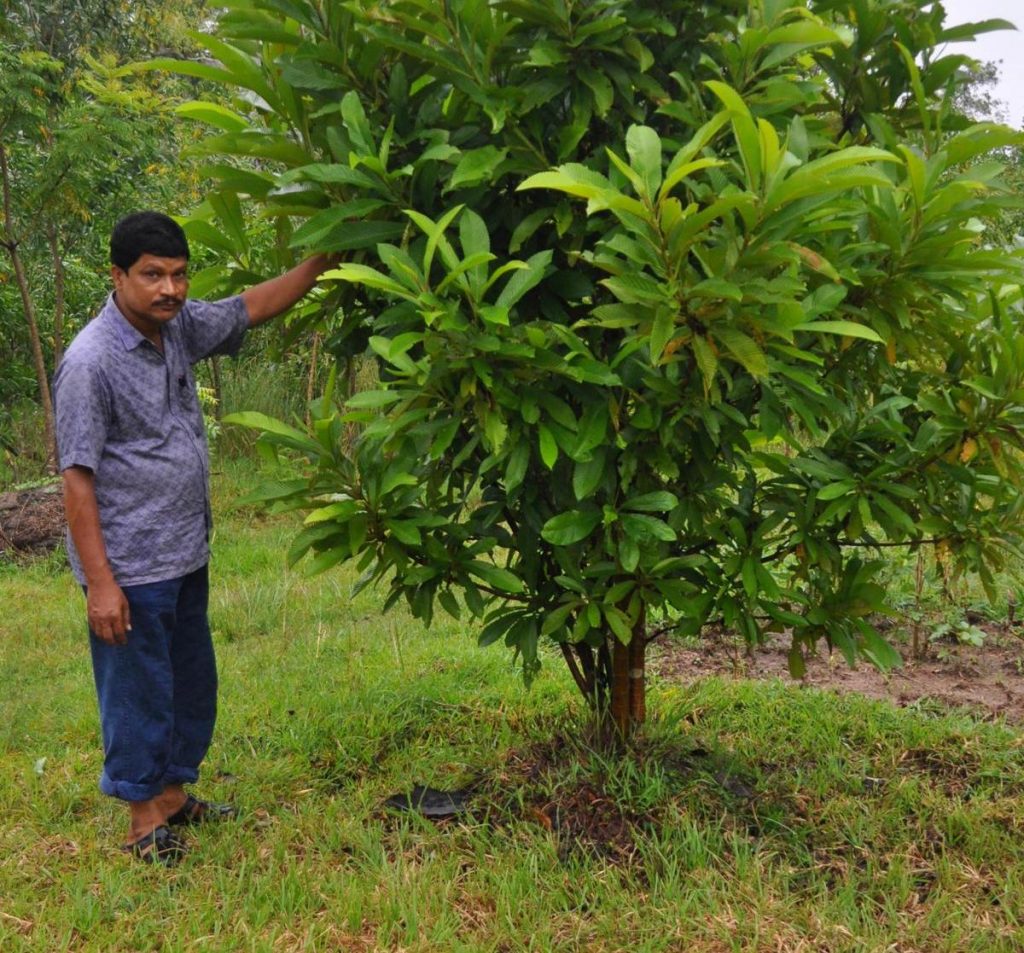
[85, 567, 118, 589]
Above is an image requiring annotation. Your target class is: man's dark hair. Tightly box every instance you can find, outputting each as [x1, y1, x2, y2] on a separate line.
[110, 211, 190, 272]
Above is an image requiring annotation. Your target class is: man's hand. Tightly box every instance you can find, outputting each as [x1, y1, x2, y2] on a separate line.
[86, 577, 131, 645]
[63, 465, 131, 644]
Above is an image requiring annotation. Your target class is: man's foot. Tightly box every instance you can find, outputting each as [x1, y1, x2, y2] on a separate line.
[123, 825, 187, 866]
[166, 794, 237, 827]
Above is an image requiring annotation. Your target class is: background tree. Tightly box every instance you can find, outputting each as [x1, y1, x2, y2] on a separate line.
[170, 0, 1024, 740]
[0, 0, 209, 471]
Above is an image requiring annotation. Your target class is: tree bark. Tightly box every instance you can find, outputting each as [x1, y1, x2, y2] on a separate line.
[209, 356, 223, 419]
[47, 224, 66, 369]
[1, 145, 56, 469]
[305, 331, 320, 427]
[608, 606, 647, 741]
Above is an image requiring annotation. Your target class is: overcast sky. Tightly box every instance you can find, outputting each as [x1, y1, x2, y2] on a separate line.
[939, 0, 1023, 126]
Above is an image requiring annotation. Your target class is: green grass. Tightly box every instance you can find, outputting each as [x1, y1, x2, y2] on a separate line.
[2, 461, 1023, 952]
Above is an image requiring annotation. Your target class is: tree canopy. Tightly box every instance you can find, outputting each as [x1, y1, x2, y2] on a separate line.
[0, 0, 210, 470]
[171, 0, 1024, 737]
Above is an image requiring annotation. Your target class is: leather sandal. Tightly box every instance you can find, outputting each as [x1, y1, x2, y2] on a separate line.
[166, 794, 237, 827]
[123, 825, 187, 866]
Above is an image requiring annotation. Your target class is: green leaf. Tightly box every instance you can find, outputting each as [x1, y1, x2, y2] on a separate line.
[573, 451, 606, 500]
[714, 327, 768, 378]
[296, 219, 405, 254]
[176, 101, 249, 133]
[705, 81, 761, 189]
[622, 491, 679, 513]
[625, 124, 663, 197]
[793, 321, 883, 343]
[541, 510, 602, 546]
[618, 537, 640, 572]
[323, 263, 412, 298]
[621, 513, 676, 543]
[692, 336, 718, 392]
[538, 425, 558, 469]
[345, 389, 405, 409]
[384, 519, 422, 546]
[468, 562, 525, 593]
[604, 605, 633, 644]
[223, 412, 321, 455]
[448, 146, 508, 191]
[817, 481, 855, 501]
[496, 251, 552, 309]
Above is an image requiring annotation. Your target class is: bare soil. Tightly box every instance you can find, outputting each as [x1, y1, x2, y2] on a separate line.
[0, 483, 64, 557]
[650, 623, 1024, 724]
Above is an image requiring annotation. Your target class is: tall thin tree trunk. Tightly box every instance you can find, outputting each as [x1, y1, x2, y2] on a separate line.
[209, 356, 223, 419]
[47, 224, 66, 368]
[1, 145, 56, 469]
[305, 331, 320, 427]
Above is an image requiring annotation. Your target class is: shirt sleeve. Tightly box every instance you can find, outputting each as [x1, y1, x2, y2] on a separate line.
[52, 354, 111, 474]
[179, 296, 251, 364]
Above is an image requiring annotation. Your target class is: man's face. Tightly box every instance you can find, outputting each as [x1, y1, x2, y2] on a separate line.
[111, 253, 189, 330]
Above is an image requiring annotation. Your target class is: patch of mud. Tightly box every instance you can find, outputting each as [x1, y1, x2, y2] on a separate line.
[0, 484, 65, 557]
[651, 625, 1024, 723]
[496, 735, 658, 864]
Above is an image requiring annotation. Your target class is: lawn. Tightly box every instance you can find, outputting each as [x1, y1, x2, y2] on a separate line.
[1, 461, 1023, 952]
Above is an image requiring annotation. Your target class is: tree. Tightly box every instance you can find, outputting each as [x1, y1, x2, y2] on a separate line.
[176, 0, 1024, 740]
[0, 1, 209, 467]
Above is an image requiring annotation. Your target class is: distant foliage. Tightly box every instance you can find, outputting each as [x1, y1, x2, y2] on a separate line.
[179, 0, 1024, 735]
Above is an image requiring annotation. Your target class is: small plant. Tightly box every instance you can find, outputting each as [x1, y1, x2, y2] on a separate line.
[197, 383, 221, 444]
[930, 619, 987, 649]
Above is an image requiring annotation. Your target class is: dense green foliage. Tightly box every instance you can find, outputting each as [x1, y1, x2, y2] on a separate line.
[173, 0, 1024, 732]
[0, 0, 210, 472]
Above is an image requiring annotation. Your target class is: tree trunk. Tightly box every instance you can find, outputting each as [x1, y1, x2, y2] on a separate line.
[209, 356, 223, 419]
[305, 331, 320, 427]
[562, 608, 647, 745]
[1, 145, 56, 469]
[47, 224, 66, 369]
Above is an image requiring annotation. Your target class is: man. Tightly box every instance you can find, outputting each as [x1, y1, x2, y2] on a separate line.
[53, 211, 332, 865]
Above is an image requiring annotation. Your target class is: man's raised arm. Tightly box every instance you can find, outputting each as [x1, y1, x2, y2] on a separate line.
[240, 254, 335, 327]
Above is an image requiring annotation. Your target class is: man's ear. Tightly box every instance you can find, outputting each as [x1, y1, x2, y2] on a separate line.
[111, 265, 126, 288]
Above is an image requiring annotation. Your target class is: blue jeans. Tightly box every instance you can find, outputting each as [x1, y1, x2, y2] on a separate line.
[87, 565, 217, 801]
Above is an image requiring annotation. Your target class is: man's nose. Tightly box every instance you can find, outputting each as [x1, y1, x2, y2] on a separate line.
[159, 275, 178, 296]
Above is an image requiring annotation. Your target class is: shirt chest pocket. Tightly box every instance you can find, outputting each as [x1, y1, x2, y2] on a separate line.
[107, 357, 175, 443]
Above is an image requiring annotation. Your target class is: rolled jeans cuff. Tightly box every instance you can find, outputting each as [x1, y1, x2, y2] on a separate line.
[99, 772, 167, 803]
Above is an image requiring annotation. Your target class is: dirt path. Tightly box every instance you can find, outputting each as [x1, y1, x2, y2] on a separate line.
[651, 624, 1024, 724]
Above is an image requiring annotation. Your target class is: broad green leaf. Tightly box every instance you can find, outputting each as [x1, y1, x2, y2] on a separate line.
[538, 425, 558, 469]
[223, 412, 321, 455]
[622, 491, 679, 513]
[625, 124, 663, 197]
[468, 561, 525, 593]
[541, 510, 602, 546]
[448, 146, 508, 191]
[176, 101, 249, 133]
[714, 327, 768, 378]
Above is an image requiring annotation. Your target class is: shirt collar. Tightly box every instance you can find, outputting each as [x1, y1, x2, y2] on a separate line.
[102, 292, 151, 352]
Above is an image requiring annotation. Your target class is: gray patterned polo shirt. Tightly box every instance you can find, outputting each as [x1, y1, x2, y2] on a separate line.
[53, 292, 249, 586]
